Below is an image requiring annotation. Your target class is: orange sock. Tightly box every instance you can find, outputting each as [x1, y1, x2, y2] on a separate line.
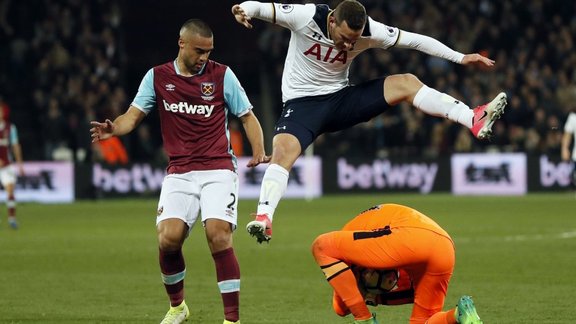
[333, 292, 351, 316]
[426, 308, 457, 324]
[313, 234, 371, 321]
[324, 267, 371, 320]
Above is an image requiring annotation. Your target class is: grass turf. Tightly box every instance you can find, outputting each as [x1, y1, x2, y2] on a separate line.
[0, 193, 575, 323]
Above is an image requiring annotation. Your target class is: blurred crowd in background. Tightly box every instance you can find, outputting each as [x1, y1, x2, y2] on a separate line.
[1, 0, 575, 165]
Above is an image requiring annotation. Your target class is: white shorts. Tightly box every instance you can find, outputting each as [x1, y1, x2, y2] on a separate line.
[155, 169, 239, 231]
[0, 165, 16, 187]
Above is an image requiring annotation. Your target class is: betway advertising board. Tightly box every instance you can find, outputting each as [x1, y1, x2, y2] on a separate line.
[451, 153, 527, 195]
[534, 155, 574, 190]
[91, 157, 322, 199]
[83, 154, 572, 199]
[0, 161, 75, 203]
[324, 157, 449, 193]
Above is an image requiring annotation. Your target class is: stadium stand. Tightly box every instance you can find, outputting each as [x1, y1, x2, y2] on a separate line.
[1, 0, 575, 161]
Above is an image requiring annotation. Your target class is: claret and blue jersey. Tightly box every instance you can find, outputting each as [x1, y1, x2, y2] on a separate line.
[131, 60, 252, 174]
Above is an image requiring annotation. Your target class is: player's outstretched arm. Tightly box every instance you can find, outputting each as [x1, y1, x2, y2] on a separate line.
[561, 131, 573, 161]
[90, 106, 145, 143]
[395, 30, 496, 68]
[232, 2, 278, 29]
[461, 53, 495, 67]
[90, 119, 114, 142]
[231, 4, 253, 29]
[239, 110, 270, 167]
[394, 30, 467, 65]
[11, 142, 24, 176]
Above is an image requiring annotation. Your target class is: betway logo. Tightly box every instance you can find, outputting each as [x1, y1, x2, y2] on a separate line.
[163, 100, 214, 117]
[540, 155, 573, 187]
[338, 158, 438, 193]
[93, 163, 165, 193]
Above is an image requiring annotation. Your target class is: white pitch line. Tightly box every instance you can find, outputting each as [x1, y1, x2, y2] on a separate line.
[455, 230, 576, 243]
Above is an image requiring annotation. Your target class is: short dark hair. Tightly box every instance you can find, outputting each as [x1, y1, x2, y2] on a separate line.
[180, 19, 213, 38]
[333, 0, 366, 31]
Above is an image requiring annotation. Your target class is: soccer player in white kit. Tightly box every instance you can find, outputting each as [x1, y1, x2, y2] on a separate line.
[562, 110, 576, 188]
[231, 0, 508, 244]
[91, 19, 269, 324]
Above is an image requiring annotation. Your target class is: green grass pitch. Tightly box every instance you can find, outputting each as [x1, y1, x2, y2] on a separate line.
[1, 193, 575, 323]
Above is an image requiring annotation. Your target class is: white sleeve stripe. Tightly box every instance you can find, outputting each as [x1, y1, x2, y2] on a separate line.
[236, 107, 253, 118]
[129, 103, 149, 115]
[391, 30, 401, 47]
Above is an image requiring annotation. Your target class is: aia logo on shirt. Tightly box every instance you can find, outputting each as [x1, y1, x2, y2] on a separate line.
[201, 82, 215, 101]
[303, 44, 347, 64]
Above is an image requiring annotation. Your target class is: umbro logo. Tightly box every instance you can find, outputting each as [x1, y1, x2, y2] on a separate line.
[165, 84, 176, 91]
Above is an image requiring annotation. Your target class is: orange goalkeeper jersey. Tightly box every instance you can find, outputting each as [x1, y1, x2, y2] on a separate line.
[341, 203, 451, 241]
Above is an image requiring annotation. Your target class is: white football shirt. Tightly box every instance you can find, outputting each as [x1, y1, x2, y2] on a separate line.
[265, 3, 399, 102]
[564, 112, 576, 161]
[240, 2, 465, 102]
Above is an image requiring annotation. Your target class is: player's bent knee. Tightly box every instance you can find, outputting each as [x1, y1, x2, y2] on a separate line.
[272, 134, 301, 159]
[206, 230, 233, 252]
[311, 236, 322, 257]
[158, 234, 183, 251]
[311, 234, 330, 259]
[385, 73, 424, 104]
[157, 222, 187, 250]
[393, 73, 421, 90]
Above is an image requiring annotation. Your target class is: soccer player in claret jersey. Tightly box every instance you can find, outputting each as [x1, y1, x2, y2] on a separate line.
[0, 100, 24, 230]
[90, 19, 269, 324]
[231, 1, 508, 244]
[312, 203, 483, 324]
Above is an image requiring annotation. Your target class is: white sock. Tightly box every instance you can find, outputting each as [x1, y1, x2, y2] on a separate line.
[256, 164, 289, 222]
[413, 85, 474, 128]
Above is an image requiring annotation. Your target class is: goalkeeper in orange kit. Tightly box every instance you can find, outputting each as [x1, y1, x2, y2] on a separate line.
[311, 203, 483, 324]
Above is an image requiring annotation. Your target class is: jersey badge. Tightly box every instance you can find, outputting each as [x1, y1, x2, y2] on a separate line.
[280, 4, 294, 13]
[386, 27, 398, 38]
[201, 82, 215, 101]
